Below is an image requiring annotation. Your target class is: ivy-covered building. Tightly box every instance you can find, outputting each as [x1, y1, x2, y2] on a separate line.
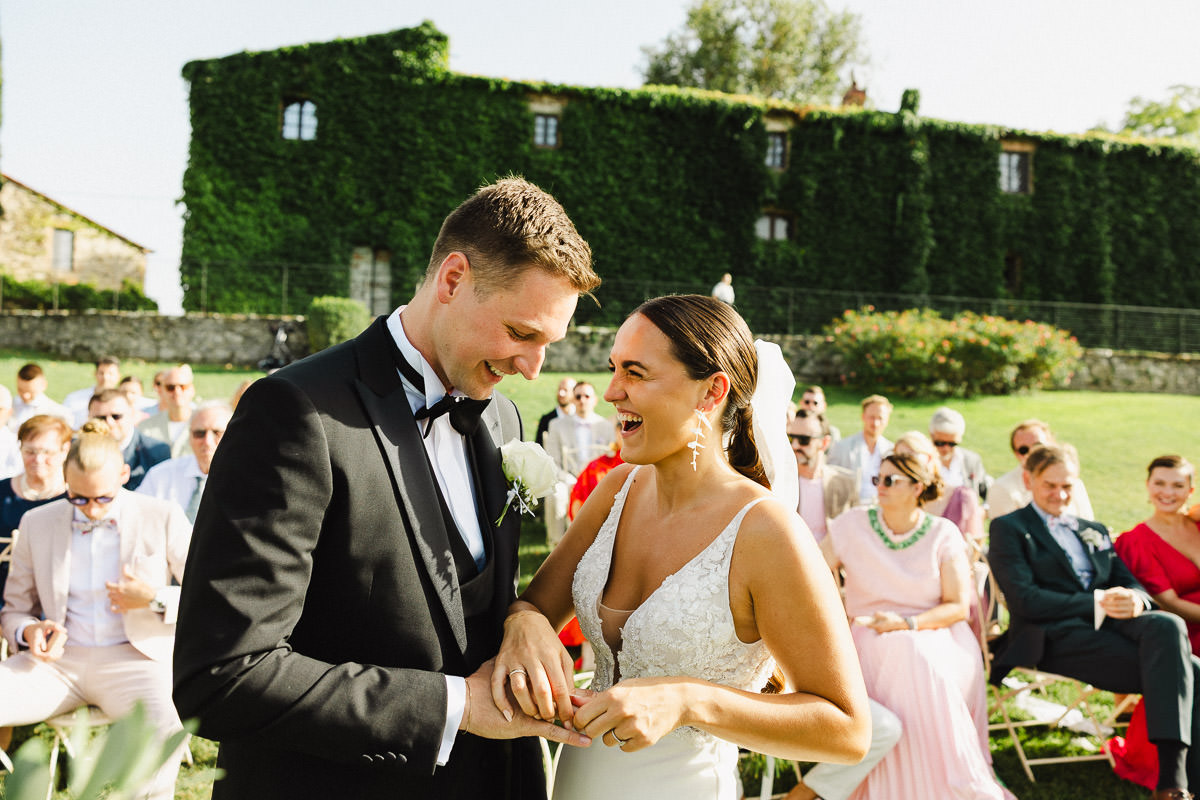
[180, 22, 1200, 331]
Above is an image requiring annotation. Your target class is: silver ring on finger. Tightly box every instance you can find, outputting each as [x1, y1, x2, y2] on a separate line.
[606, 729, 629, 747]
[508, 667, 528, 679]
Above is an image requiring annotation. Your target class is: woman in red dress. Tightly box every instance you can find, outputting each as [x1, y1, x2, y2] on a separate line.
[1109, 455, 1200, 789]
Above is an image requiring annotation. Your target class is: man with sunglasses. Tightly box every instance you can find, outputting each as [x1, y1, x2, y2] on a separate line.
[788, 408, 856, 543]
[138, 364, 197, 458]
[90, 389, 170, 491]
[988, 419, 1094, 519]
[928, 407, 989, 501]
[0, 420, 192, 800]
[138, 401, 232, 525]
[799, 385, 841, 442]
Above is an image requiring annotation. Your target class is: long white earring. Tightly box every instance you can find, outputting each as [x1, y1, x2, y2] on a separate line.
[689, 409, 712, 471]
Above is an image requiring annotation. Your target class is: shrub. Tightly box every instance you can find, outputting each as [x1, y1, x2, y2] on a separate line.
[305, 296, 371, 352]
[0, 274, 157, 312]
[823, 307, 1083, 397]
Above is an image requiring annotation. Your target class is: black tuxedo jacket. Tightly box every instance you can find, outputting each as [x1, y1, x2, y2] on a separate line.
[988, 504, 1153, 680]
[173, 316, 541, 799]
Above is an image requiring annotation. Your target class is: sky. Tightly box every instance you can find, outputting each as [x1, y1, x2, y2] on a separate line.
[2, 0, 1198, 314]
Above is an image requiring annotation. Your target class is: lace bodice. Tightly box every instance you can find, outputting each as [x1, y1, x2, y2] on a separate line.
[572, 467, 776, 745]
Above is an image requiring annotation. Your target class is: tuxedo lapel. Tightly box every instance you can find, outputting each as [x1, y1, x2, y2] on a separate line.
[353, 319, 468, 655]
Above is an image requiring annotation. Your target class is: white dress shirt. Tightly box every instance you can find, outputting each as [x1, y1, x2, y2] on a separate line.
[137, 454, 204, 514]
[65, 510, 128, 647]
[0, 428, 21, 481]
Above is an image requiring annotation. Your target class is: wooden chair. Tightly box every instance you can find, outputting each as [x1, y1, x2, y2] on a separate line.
[982, 556, 1126, 783]
[0, 530, 15, 663]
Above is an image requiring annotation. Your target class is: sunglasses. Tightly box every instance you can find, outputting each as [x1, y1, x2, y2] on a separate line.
[93, 412, 124, 422]
[1014, 444, 1044, 456]
[67, 493, 115, 506]
[164, 383, 191, 392]
[574, 394, 594, 400]
[932, 439, 958, 449]
[191, 428, 225, 439]
[872, 474, 914, 488]
[788, 433, 817, 446]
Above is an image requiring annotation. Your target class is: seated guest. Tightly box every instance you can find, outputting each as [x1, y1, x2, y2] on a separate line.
[544, 381, 613, 546]
[788, 408, 857, 543]
[138, 402, 232, 524]
[988, 419, 1094, 519]
[990, 444, 1200, 799]
[119, 375, 156, 423]
[1109, 456, 1200, 790]
[12, 363, 69, 430]
[0, 386, 23, 480]
[827, 394, 893, 504]
[821, 453, 1011, 799]
[535, 377, 576, 447]
[928, 406, 989, 501]
[62, 356, 122, 427]
[799, 385, 841, 441]
[567, 417, 622, 522]
[138, 364, 197, 458]
[0, 420, 191, 800]
[90, 389, 170, 491]
[893, 431, 984, 545]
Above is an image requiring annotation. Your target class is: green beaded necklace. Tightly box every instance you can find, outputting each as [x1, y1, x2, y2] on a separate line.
[869, 507, 931, 551]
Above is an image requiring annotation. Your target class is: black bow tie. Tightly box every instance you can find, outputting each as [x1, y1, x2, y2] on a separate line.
[415, 394, 490, 437]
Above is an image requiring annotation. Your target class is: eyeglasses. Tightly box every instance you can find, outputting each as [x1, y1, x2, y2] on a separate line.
[67, 493, 115, 506]
[191, 428, 225, 439]
[788, 433, 817, 446]
[872, 474, 914, 488]
[932, 439, 959, 449]
[574, 394, 593, 400]
[92, 413, 124, 422]
[801, 398, 820, 405]
[164, 383, 191, 393]
[20, 446, 60, 457]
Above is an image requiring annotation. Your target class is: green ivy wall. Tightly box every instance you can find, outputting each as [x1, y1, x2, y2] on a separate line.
[180, 22, 1200, 325]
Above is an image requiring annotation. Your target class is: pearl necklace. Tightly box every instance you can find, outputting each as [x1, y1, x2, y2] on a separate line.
[869, 507, 931, 551]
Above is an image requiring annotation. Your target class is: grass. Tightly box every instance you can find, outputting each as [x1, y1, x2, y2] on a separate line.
[4, 364, 1194, 799]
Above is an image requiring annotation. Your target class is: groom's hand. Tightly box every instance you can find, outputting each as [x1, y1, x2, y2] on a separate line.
[462, 660, 592, 747]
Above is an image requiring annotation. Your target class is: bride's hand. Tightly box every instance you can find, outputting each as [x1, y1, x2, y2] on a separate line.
[569, 677, 692, 752]
[491, 606, 576, 725]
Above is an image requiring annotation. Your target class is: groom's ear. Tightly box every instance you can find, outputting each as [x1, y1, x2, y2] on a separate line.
[435, 252, 471, 303]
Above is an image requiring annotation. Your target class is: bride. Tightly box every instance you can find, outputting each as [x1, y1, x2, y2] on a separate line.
[491, 295, 869, 799]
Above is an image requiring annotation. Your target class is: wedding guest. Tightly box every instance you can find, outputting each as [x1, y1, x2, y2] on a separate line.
[12, 363, 69, 430]
[138, 365, 197, 458]
[90, 390, 170, 492]
[535, 377, 577, 447]
[710, 272, 735, 304]
[822, 453, 1012, 799]
[0, 386, 23, 480]
[544, 381, 614, 546]
[0, 420, 191, 800]
[928, 407, 988, 501]
[119, 375, 156, 423]
[990, 444, 1200, 800]
[138, 402, 232, 525]
[988, 419, 1094, 519]
[1109, 456, 1200, 791]
[788, 408, 856, 543]
[495, 295, 869, 799]
[229, 378, 255, 411]
[892, 431, 984, 545]
[63, 356, 122, 427]
[827, 395, 892, 503]
[799, 385, 840, 441]
[567, 417, 622, 522]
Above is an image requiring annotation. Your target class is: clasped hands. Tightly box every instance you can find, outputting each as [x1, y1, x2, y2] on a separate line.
[852, 611, 911, 633]
[487, 610, 688, 752]
[1097, 586, 1143, 619]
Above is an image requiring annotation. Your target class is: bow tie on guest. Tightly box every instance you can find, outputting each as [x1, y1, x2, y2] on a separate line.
[72, 518, 118, 534]
[415, 394, 491, 438]
[1048, 513, 1080, 535]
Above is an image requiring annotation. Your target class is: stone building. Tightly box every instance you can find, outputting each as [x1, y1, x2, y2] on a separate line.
[0, 174, 149, 291]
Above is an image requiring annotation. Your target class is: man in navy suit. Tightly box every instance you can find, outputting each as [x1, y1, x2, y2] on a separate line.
[173, 178, 600, 799]
[990, 444, 1200, 800]
[89, 390, 170, 491]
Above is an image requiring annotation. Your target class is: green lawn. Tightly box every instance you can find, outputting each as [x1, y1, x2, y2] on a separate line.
[3, 364, 1192, 799]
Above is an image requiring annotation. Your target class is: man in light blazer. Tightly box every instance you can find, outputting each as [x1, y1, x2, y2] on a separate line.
[173, 179, 599, 800]
[827, 394, 893, 503]
[989, 444, 1200, 799]
[544, 381, 614, 479]
[0, 424, 191, 800]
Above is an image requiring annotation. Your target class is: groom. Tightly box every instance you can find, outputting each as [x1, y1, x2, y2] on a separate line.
[173, 178, 600, 799]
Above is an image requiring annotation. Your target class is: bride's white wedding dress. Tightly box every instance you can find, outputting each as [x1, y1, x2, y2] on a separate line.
[553, 467, 777, 800]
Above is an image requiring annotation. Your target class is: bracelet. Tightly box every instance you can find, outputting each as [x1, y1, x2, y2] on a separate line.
[905, 616, 918, 631]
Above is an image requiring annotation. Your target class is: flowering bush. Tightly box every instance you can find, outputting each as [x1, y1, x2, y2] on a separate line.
[823, 307, 1083, 398]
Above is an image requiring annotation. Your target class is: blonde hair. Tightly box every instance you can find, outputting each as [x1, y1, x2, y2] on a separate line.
[893, 431, 941, 478]
[65, 420, 124, 474]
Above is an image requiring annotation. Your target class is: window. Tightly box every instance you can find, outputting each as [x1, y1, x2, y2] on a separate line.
[281, 99, 317, 141]
[1004, 251, 1023, 295]
[999, 142, 1034, 194]
[52, 229, 74, 272]
[755, 214, 790, 241]
[765, 132, 788, 170]
[534, 114, 559, 148]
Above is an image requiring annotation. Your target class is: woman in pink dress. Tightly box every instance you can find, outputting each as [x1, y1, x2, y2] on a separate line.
[823, 452, 1014, 799]
[1109, 455, 1200, 789]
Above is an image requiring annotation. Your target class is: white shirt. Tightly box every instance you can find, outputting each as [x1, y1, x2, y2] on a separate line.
[63, 386, 100, 427]
[0, 427, 21, 481]
[12, 394, 70, 431]
[138, 454, 205, 514]
[387, 307, 482, 763]
[941, 449, 967, 489]
[65, 509, 128, 647]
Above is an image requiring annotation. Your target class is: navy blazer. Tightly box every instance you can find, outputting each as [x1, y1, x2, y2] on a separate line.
[988, 504, 1152, 679]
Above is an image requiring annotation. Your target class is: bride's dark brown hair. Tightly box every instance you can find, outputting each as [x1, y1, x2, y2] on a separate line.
[632, 294, 767, 489]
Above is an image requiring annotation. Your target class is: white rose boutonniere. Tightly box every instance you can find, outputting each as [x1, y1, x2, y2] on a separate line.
[496, 439, 558, 525]
[1078, 528, 1107, 552]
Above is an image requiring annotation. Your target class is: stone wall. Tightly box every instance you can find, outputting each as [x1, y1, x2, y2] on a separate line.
[0, 311, 307, 366]
[2, 312, 1198, 394]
